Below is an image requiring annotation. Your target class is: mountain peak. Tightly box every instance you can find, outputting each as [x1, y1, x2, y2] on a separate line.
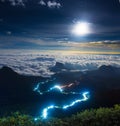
[0, 66, 18, 76]
[50, 62, 67, 72]
[99, 65, 115, 72]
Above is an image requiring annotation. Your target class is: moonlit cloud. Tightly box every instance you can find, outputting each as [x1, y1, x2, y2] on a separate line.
[59, 40, 120, 50]
[0, 35, 120, 52]
[6, 31, 12, 35]
[0, 36, 61, 47]
[0, 50, 120, 77]
[7, 0, 25, 6]
[39, 0, 46, 6]
[1, 0, 62, 8]
[47, 1, 61, 8]
[86, 40, 120, 49]
[39, 0, 62, 8]
[89, 40, 120, 44]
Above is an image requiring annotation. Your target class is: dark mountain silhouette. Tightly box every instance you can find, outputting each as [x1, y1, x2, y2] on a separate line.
[52, 65, 120, 89]
[81, 65, 120, 90]
[90, 65, 120, 77]
[0, 66, 19, 76]
[52, 65, 120, 109]
[0, 66, 45, 105]
[50, 62, 68, 72]
[0, 65, 120, 116]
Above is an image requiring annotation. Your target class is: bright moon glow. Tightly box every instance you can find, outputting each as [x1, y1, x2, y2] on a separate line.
[72, 22, 90, 36]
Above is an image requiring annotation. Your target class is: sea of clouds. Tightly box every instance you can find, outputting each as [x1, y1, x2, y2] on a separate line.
[0, 50, 120, 77]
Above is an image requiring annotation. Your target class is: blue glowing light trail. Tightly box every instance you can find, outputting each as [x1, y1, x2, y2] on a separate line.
[42, 91, 89, 119]
[33, 78, 56, 95]
[33, 79, 90, 119]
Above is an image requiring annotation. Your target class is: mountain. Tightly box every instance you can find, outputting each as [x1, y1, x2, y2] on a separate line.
[50, 62, 68, 72]
[52, 65, 120, 90]
[0, 65, 120, 116]
[0, 66, 45, 105]
[81, 65, 120, 90]
[0, 66, 19, 76]
[52, 65, 120, 109]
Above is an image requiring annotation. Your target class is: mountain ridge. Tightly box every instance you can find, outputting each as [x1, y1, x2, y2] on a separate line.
[0, 65, 120, 116]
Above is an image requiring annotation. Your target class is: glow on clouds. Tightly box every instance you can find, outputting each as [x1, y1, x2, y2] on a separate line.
[0, 50, 120, 77]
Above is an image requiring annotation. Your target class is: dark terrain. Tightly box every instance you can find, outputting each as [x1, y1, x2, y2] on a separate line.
[0, 63, 120, 117]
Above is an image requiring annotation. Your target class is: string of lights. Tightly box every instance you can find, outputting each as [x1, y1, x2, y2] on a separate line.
[33, 79, 90, 120]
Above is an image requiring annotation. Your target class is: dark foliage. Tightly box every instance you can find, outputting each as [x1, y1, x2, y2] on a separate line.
[0, 105, 120, 126]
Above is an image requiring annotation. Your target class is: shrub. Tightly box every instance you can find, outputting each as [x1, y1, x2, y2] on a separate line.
[0, 105, 120, 126]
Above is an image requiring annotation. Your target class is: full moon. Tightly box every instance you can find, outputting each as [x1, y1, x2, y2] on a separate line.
[72, 22, 90, 36]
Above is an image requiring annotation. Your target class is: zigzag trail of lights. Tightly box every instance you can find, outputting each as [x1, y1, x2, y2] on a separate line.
[33, 78, 56, 95]
[33, 79, 90, 120]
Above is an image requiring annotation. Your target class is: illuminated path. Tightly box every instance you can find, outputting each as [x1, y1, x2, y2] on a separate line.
[42, 91, 89, 119]
[33, 80, 90, 120]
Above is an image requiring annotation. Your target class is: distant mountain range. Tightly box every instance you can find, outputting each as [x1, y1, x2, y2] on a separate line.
[51, 63, 120, 90]
[0, 64, 120, 116]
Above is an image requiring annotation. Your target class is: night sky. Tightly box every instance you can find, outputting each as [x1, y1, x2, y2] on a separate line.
[0, 0, 120, 52]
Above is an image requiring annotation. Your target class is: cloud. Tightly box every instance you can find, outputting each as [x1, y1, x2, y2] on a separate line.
[6, 0, 25, 6]
[0, 35, 120, 52]
[1, 0, 62, 8]
[47, 1, 61, 8]
[0, 0, 25, 6]
[58, 40, 120, 50]
[87, 40, 120, 49]
[0, 50, 120, 77]
[0, 35, 64, 47]
[39, 0, 62, 8]
[6, 31, 12, 35]
[39, 0, 46, 6]
[89, 40, 120, 44]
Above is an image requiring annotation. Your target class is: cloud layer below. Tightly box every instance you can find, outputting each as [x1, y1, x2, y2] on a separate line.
[0, 50, 120, 77]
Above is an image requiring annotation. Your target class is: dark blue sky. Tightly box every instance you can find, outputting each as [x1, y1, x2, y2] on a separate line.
[0, 0, 120, 51]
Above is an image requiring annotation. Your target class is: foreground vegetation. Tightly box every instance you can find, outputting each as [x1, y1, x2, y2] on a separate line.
[0, 104, 120, 126]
